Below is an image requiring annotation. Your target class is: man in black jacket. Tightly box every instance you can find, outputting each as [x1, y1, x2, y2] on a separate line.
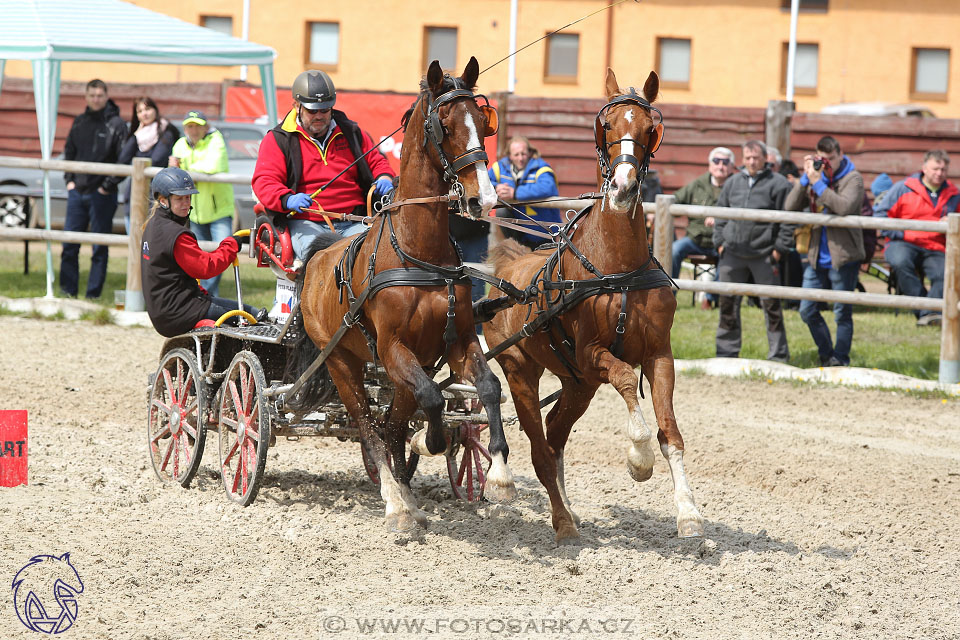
[59, 79, 126, 299]
[713, 140, 794, 363]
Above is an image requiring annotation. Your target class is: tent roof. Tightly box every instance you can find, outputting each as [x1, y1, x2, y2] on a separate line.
[0, 0, 276, 66]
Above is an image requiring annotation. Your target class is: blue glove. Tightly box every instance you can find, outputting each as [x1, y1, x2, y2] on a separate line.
[286, 192, 313, 213]
[374, 176, 395, 198]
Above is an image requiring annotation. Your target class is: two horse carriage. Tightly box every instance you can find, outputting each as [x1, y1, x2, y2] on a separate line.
[146, 59, 704, 543]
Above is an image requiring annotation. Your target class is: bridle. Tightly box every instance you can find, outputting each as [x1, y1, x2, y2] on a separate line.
[382, 81, 498, 214]
[594, 89, 664, 191]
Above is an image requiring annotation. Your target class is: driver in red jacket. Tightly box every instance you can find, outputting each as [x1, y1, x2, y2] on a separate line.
[252, 70, 396, 259]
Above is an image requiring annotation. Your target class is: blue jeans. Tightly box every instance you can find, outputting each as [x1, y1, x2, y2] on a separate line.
[884, 240, 945, 319]
[798, 261, 860, 365]
[191, 216, 234, 297]
[205, 295, 259, 323]
[288, 218, 366, 259]
[59, 189, 118, 298]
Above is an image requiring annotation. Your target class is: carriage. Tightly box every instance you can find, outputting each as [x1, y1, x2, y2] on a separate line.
[145, 228, 506, 507]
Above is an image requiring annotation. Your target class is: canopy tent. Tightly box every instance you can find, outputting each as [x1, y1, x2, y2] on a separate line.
[0, 0, 278, 301]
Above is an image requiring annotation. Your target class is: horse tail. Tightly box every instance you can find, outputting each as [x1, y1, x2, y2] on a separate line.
[283, 231, 342, 412]
[486, 238, 530, 273]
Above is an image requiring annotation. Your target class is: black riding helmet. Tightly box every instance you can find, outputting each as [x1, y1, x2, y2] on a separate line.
[151, 167, 199, 208]
[293, 70, 336, 111]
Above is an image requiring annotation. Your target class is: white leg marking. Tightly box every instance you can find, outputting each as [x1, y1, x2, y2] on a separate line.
[556, 452, 580, 525]
[626, 405, 655, 482]
[380, 470, 421, 530]
[485, 451, 518, 502]
[661, 443, 704, 538]
[463, 113, 497, 214]
[409, 428, 439, 457]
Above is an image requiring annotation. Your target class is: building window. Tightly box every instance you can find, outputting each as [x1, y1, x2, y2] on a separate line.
[201, 15, 233, 37]
[307, 22, 339, 68]
[544, 33, 579, 82]
[424, 27, 457, 71]
[780, 0, 828, 11]
[656, 38, 691, 89]
[781, 42, 819, 95]
[912, 48, 950, 100]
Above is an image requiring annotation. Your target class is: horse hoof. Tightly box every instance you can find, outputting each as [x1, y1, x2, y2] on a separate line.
[555, 527, 581, 546]
[484, 481, 518, 503]
[678, 515, 705, 538]
[409, 429, 430, 456]
[627, 444, 654, 482]
[386, 513, 419, 533]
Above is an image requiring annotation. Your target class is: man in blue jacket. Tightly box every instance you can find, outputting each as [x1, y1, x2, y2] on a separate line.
[490, 136, 560, 248]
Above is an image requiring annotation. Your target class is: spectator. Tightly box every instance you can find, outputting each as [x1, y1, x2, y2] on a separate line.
[670, 146, 735, 308]
[870, 173, 893, 209]
[107, 96, 179, 233]
[490, 136, 560, 249]
[874, 150, 959, 327]
[141, 168, 263, 338]
[252, 70, 395, 259]
[780, 159, 801, 184]
[713, 140, 794, 362]
[766, 146, 783, 174]
[170, 111, 235, 297]
[642, 169, 664, 204]
[59, 79, 127, 300]
[785, 136, 865, 366]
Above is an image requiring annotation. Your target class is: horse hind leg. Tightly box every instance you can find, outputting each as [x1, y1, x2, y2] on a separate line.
[384, 406, 427, 528]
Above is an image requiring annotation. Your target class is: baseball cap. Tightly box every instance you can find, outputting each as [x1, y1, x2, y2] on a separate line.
[182, 110, 208, 126]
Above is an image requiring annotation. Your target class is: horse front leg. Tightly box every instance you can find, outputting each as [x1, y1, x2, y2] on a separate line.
[380, 343, 447, 458]
[384, 386, 427, 527]
[643, 351, 704, 538]
[592, 348, 656, 483]
[326, 353, 423, 532]
[454, 338, 517, 502]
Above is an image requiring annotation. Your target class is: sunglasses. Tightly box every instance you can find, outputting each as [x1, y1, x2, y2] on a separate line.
[711, 157, 732, 165]
[301, 106, 332, 115]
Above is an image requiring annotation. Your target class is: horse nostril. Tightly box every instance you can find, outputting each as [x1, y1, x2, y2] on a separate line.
[467, 197, 482, 218]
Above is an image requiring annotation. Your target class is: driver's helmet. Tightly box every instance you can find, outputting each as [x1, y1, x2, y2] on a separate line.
[151, 167, 198, 201]
[292, 70, 336, 110]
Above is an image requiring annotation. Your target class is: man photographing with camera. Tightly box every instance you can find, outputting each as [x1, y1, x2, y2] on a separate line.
[785, 136, 865, 366]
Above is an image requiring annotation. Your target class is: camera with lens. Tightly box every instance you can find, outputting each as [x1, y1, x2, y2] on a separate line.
[812, 156, 830, 172]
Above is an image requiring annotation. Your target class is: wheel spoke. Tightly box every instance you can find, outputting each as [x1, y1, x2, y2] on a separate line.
[465, 451, 474, 501]
[457, 447, 469, 485]
[161, 369, 175, 403]
[220, 415, 239, 430]
[222, 437, 239, 466]
[150, 397, 172, 414]
[160, 437, 175, 471]
[180, 420, 198, 440]
[231, 454, 243, 494]
[472, 446, 486, 488]
[240, 439, 250, 495]
[228, 380, 244, 419]
[150, 425, 171, 445]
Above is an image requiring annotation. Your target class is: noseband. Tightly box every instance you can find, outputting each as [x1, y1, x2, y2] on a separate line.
[594, 90, 664, 189]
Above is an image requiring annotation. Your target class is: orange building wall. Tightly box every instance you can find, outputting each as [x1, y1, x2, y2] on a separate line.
[3, 0, 959, 116]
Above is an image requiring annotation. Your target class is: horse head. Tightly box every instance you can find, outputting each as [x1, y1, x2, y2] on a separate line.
[411, 56, 498, 218]
[595, 68, 663, 213]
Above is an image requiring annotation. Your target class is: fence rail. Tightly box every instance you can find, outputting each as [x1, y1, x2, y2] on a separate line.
[1, 156, 957, 384]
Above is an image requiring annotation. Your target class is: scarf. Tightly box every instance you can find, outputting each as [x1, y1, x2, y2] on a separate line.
[135, 118, 167, 153]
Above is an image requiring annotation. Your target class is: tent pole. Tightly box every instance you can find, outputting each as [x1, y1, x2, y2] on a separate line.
[32, 59, 61, 299]
[259, 63, 278, 125]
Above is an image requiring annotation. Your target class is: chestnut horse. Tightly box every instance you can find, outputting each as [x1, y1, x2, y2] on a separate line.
[483, 68, 704, 544]
[290, 58, 516, 531]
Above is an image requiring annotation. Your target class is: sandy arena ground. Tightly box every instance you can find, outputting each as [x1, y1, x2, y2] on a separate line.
[1, 317, 958, 639]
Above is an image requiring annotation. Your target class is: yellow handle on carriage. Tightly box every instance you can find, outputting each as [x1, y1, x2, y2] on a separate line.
[231, 229, 251, 267]
[214, 309, 258, 326]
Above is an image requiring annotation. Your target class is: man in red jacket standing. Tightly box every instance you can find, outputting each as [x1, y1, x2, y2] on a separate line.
[874, 149, 959, 327]
[252, 70, 396, 259]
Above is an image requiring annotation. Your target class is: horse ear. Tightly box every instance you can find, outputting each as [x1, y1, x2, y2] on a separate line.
[642, 71, 660, 104]
[604, 67, 620, 100]
[462, 56, 480, 89]
[427, 60, 444, 94]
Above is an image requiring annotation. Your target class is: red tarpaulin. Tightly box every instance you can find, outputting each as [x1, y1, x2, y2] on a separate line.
[0, 411, 28, 487]
[226, 86, 498, 174]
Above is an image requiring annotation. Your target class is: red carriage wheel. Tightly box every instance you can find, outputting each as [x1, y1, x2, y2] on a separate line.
[147, 348, 207, 488]
[218, 351, 271, 506]
[445, 421, 491, 501]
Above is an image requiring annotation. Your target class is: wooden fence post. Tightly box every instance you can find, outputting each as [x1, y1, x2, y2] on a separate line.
[765, 100, 795, 159]
[125, 157, 151, 312]
[940, 212, 960, 384]
[654, 194, 675, 275]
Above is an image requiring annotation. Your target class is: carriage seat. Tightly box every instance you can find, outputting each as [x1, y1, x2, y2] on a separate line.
[254, 213, 297, 277]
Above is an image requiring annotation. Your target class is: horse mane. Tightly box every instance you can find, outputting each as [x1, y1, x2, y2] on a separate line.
[486, 239, 530, 273]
